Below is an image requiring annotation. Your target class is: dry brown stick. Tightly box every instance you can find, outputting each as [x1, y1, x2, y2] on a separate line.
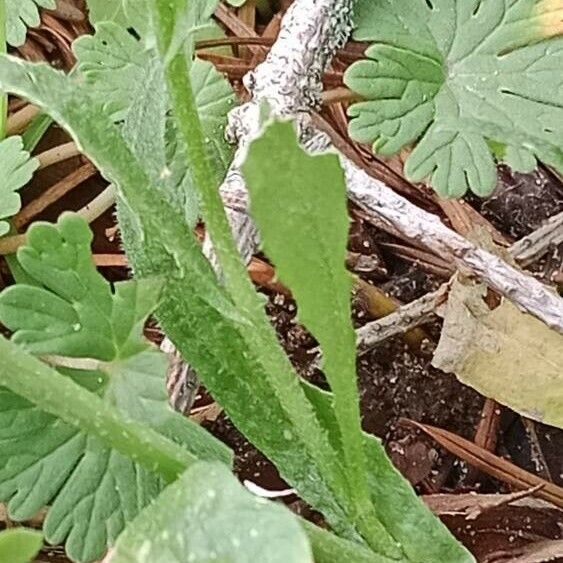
[214, 3, 265, 57]
[406, 420, 563, 509]
[0, 234, 26, 255]
[13, 162, 97, 229]
[356, 284, 449, 353]
[6, 104, 40, 135]
[0, 184, 116, 255]
[250, 12, 281, 67]
[36, 141, 81, 170]
[236, 0, 256, 59]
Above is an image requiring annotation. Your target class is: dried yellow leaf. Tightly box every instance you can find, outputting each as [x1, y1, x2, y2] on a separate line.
[433, 278, 563, 429]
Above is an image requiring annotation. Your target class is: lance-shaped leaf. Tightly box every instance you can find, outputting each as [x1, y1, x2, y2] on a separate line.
[109, 462, 313, 563]
[242, 120, 473, 562]
[0, 215, 231, 562]
[302, 381, 475, 563]
[0, 56, 366, 545]
[346, 0, 563, 197]
[0, 136, 38, 237]
[241, 119, 392, 550]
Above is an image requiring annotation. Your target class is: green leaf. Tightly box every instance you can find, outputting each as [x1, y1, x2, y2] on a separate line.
[0, 213, 158, 360]
[0, 56, 364, 546]
[73, 22, 234, 225]
[302, 382, 475, 563]
[110, 462, 313, 563]
[84, 0, 129, 28]
[0, 215, 231, 562]
[346, 0, 563, 197]
[5, 0, 55, 47]
[242, 119, 397, 555]
[0, 336, 390, 563]
[0, 136, 38, 237]
[0, 528, 42, 563]
[84, 0, 220, 44]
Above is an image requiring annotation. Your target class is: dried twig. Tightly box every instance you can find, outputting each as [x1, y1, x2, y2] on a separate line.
[405, 420, 563, 509]
[217, 0, 563, 333]
[510, 211, 563, 266]
[345, 167, 563, 333]
[356, 284, 448, 352]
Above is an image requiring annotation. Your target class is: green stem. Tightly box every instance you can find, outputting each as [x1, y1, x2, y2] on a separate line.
[150, 1, 400, 554]
[0, 336, 197, 482]
[0, 0, 7, 139]
[150, 0, 261, 316]
[0, 336, 386, 562]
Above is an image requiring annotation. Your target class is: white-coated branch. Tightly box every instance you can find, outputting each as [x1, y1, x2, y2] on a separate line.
[165, 0, 563, 401]
[346, 166, 563, 332]
[206, 0, 355, 270]
[165, 0, 356, 406]
[214, 0, 563, 334]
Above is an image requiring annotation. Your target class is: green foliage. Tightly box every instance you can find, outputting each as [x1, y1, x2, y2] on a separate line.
[4, 0, 55, 47]
[303, 382, 475, 562]
[346, 0, 563, 197]
[242, 119, 395, 553]
[73, 21, 234, 226]
[0, 528, 42, 563]
[85, 0, 130, 28]
[0, 336, 392, 563]
[0, 53, 364, 545]
[0, 215, 230, 562]
[84, 0, 243, 40]
[0, 1, 476, 560]
[110, 462, 313, 563]
[243, 120, 473, 562]
[0, 214, 159, 359]
[0, 136, 37, 236]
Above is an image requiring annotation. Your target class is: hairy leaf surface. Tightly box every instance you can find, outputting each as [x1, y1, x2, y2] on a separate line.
[303, 382, 475, 563]
[0, 136, 38, 237]
[242, 120, 395, 552]
[346, 0, 563, 197]
[110, 462, 313, 563]
[0, 56, 367, 545]
[242, 120, 471, 562]
[73, 22, 234, 226]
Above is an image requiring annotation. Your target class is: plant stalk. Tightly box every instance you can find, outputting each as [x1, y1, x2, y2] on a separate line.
[0, 336, 387, 563]
[150, 0, 260, 317]
[0, 336, 198, 483]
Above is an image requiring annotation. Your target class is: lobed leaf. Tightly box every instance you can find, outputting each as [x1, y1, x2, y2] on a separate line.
[346, 0, 563, 197]
[110, 462, 313, 563]
[0, 214, 159, 360]
[0, 215, 230, 562]
[73, 22, 234, 226]
[5, 0, 56, 47]
[0, 136, 38, 237]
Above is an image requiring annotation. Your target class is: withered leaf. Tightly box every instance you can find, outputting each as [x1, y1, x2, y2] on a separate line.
[433, 279, 563, 429]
